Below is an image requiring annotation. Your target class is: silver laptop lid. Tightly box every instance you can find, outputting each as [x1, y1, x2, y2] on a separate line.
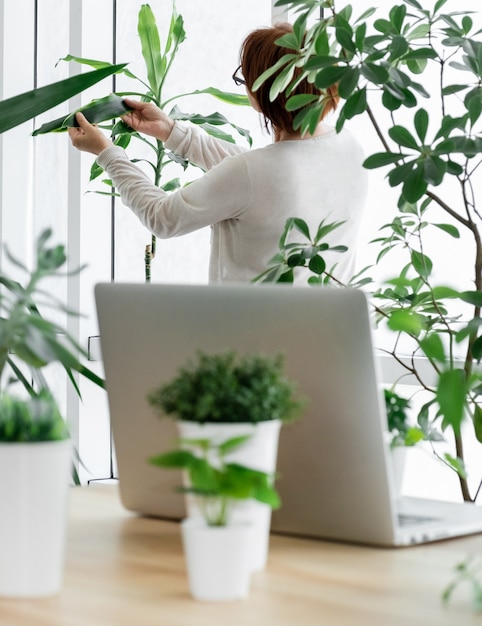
[95, 283, 398, 545]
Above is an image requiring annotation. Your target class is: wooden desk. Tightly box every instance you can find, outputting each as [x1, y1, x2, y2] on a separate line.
[0, 485, 480, 625]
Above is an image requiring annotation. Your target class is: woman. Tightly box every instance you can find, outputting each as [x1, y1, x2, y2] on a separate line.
[69, 24, 367, 283]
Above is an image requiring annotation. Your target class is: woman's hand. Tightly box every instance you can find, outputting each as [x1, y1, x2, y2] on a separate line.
[122, 98, 174, 141]
[68, 113, 113, 155]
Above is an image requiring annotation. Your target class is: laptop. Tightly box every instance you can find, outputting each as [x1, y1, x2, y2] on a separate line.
[94, 282, 482, 547]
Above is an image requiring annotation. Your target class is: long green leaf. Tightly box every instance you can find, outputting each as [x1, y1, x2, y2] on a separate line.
[138, 4, 164, 96]
[0, 64, 127, 134]
[32, 94, 130, 136]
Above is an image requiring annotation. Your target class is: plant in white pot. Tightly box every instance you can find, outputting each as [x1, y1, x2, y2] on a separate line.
[0, 391, 71, 597]
[149, 434, 280, 601]
[147, 350, 305, 571]
[0, 229, 105, 597]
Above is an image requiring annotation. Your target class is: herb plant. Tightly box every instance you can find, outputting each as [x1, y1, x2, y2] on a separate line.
[149, 434, 280, 526]
[148, 350, 305, 424]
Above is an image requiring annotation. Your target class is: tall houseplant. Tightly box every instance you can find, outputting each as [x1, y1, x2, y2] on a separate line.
[256, 0, 482, 504]
[34, 2, 251, 281]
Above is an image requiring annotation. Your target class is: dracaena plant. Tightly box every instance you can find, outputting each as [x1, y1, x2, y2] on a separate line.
[255, 0, 482, 504]
[34, 1, 251, 281]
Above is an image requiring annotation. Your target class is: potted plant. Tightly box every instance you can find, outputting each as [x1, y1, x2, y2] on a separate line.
[149, 434, 280, 601]
[0, 227, 106, 594]
[0, 391, 71, 597]
[254, 0, 482, 505]
[147, 349, 305, 571]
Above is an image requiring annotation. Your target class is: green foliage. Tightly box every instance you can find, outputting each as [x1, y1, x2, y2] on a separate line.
[38, 1, 251, 281]
[148, 351, 305, 424]
[0, 391, 68, 443]
[0, 228, 104, 396]
[149, 435, 280, 526]
[262, 0, 482, 504]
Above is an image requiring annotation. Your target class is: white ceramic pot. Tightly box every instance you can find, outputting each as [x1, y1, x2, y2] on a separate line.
[181, 518, 253, 601]
[177, 420, 281, 572]
[0, 439, 72, 597]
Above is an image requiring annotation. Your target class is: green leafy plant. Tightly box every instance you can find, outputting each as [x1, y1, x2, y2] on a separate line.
[0, 228, 104, 396]
[148, 350, 305, 425]
[0, 391, 68, 443]
[38, 1, 251, 281]
[256, 0, 482, 503]
[149, 434, 280, 526]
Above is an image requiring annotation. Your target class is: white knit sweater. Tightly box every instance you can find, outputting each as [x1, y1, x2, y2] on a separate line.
[97, 121, 368, 283]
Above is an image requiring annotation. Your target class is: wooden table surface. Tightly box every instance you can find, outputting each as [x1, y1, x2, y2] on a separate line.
[0, 484, 481, 625]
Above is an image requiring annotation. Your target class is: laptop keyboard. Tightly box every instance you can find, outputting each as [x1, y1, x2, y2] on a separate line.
[398, 513, 440, 526]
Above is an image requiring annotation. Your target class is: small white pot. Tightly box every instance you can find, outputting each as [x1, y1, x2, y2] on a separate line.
[0, 439, 72, 597]
[177, 420, 281, 572]
[181, 518, 253, 601]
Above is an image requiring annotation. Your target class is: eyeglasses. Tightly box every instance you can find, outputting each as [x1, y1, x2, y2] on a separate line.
[232, 65, 246, 87]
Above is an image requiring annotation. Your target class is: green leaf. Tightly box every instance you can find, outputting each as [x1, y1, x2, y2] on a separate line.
[363, 152, 404, 168]
[336, 26, 356, 53]
[443, 453, 467, 478]
[342, 87, 367, 119]
[251, 54, 296, 92]
[460, 291, 482, 306]
[389, 35, 409, 60]
[32, 94, 130, 135]
[360, 63, 389, 85]
[188, 87, 250, 107]
[0, 64, 127, 134]
[474, 404, 482, 443]
[411, 250, 433, 278]
[314, 66, 348, 90]
[138, 4, 164, 96]
[387, 309, 424, 335]
[308, 255, 326, 275]
[389, 125, 420, 150]
[472, 336, 482, 362]
[433, 223, 460, 238]
[402, 164, 427, 203]
[285, 94, 320, 111]
[338, 67, 360, 99]
[59, 54, 138, 80]
[414, 108, 429, 143]
[437, 369, 467, 436]
[419, 334, 446, 363]
[423, 155, 447, 186]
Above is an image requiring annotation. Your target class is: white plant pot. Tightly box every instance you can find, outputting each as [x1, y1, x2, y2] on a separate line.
[0, 439, 72, 597]
[181, 518, 253, 601]
[177, 420, 281, 572]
